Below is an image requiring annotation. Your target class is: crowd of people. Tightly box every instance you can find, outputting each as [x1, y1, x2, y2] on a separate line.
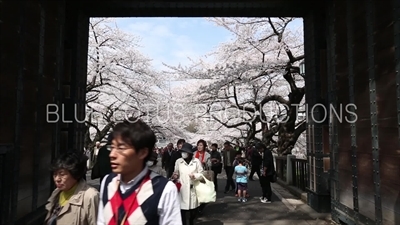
[44, 118, 276, 225]
[158, 139, 276, 204]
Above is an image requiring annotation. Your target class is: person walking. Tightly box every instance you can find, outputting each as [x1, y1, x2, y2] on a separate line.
[97, 119, 182, 225]
[45, 151, 99, 225]
[167, 139, 185, 178]
[249, 145, 262, 181]
[257, 143, 275, 203]
[234, 158, 248, 203]
[193, 139, 212, 215]
[172, 143, 204, 225]
[162, 143, 174, 177]
[94, 133, 113, 184]
[209, 143, 222, 191]
[222, 141, 236, 194]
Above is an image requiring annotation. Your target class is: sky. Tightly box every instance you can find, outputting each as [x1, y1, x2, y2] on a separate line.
[114, 17, 303, 72]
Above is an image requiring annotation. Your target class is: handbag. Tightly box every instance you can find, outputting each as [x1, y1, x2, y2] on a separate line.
[194, 174, 216, 203]
[210, 151, 223, 174]
[271, 170, 277, 183]
[213, 162, 222, 174]
[202, 159, 214, 182]
[202, 170, 214, 182]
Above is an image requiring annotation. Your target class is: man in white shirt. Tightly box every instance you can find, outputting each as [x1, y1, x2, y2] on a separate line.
[97, 118, 182, 225]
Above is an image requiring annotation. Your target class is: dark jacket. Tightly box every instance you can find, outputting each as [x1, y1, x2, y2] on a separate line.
[97, 145, 112, 178]
[222, 149, 236, 167]
[262, 148, 275, 176]
[210, 150, 222, 173]
[251, 149, 263, 166]
[161, 149, 173, 169]
[167, 150, 181, 178]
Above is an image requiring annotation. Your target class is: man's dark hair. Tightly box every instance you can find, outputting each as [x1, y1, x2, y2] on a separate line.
[211, 143, 218, 148]
[177, 139, 185, 145]
[238, 158, 244, 164]
[224, 141, 231, 146]
[113, 118, 157, 161]
[50, 151, 86, 180]
[255, 142, 266, 150]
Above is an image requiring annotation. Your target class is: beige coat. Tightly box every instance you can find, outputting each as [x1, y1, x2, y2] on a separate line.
[44, 179, 99, 225]
[174, 157, 203, 210]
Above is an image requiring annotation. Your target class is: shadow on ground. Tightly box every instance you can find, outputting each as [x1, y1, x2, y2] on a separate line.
[195, 178, 316, 222]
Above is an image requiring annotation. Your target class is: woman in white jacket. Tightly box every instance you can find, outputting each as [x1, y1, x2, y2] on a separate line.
[193, 139, 211, 169]
[193, 139, 212, 215]
[172, 143, 203, 225]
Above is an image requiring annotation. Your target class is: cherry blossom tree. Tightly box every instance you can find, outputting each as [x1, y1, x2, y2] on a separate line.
[166, 17, 306, 155]
[85, 18, 173, 151]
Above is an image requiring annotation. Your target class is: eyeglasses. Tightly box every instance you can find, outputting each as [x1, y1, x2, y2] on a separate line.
[108, 145, 132, 152]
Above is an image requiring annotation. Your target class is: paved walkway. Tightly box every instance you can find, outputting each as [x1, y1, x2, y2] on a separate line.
[86, 168, 334, 225]
[194, 172, 334, 225]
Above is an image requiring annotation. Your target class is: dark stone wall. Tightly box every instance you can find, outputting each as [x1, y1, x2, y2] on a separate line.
[303, 6, 331, 214]
[0, 1, 62, 222]
[326, 0, 400, 224]
[0, 0, 88, 223]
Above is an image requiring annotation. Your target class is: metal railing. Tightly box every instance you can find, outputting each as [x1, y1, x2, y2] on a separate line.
[275, 156, 287, 182]
[275, 155, 308, 191]
[291, 157, 308, 191]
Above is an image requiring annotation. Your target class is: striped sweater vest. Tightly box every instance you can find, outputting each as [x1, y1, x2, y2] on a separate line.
[102, 172, 169, 225]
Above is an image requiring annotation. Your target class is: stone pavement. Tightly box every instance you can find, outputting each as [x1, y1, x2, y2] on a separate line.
[194, 172, 334, 225]
[86, 169, 335, 225]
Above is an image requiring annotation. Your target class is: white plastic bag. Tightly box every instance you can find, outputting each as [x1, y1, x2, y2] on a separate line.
[194, 174, 216, 203]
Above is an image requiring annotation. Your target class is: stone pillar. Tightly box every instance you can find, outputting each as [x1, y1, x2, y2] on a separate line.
[272, 153, 278, 171]
[304, 5, 331, 213]
[286, 154, 296, 185]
